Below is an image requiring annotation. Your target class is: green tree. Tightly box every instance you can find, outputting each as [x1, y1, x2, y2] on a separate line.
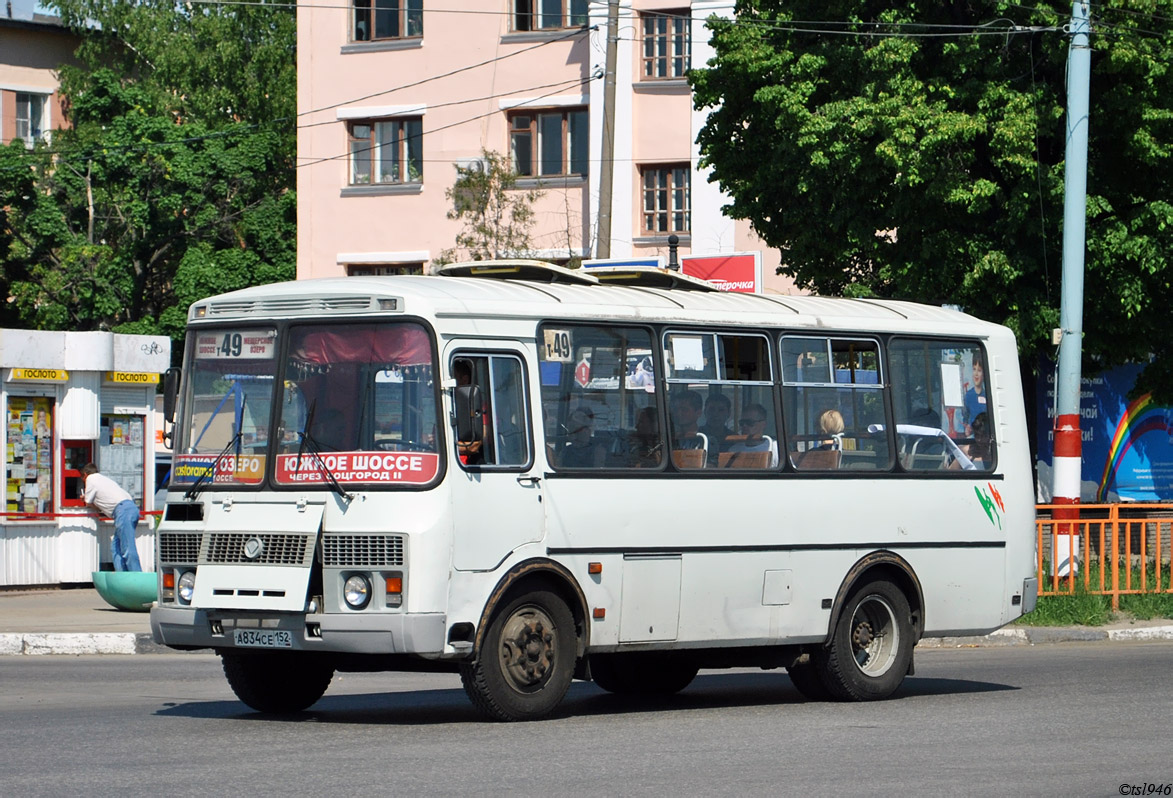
[0, 0, 296, 343]
[691, 1, 1173, 397]
[439, 149, 543, 263]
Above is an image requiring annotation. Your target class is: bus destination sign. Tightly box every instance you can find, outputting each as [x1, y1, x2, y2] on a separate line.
[276, 452, 439, 484]
[194, 330, 277, 360]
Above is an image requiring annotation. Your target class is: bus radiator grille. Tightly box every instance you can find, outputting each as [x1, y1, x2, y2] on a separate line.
[203, 533, 315, 566]
[159, 532, 201, 564]
[323, 534, 405, 567]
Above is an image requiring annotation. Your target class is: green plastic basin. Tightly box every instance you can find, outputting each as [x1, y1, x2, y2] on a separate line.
[92, 571, 158, 612]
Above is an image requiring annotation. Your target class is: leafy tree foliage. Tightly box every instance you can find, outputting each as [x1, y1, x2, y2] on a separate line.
[439, 149, 542, 263]
[0, 0, 295, 344]
[691, 1, 1173, 397]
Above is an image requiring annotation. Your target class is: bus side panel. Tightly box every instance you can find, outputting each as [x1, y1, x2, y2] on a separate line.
[988, 329, 1039, 621]
[544, 472, 1017, 646]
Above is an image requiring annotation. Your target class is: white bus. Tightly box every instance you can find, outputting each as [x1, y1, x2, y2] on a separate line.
[151, 261, 1037, 721]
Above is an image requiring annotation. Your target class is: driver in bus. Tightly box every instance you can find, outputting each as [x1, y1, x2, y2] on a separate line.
[311, 408, 349, 451]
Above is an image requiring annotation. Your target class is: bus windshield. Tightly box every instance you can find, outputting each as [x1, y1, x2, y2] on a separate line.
[273, 322, 440, 486]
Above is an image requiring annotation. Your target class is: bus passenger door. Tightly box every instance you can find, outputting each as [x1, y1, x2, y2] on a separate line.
[446, 347, 544, 571]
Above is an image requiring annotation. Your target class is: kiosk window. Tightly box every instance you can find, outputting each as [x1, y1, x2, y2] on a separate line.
[100, 414, 146, 506]
[5, 397, 53, 514]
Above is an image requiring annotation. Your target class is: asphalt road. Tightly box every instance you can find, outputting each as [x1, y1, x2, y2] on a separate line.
[3, 643, 1171, 796]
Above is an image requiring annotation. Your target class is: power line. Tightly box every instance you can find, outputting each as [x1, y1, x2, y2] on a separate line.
[297, 75, 589, 130]
[298, 24, 592, 120]
[297, 72, 601, 170]
[186, 0, 1059, 38]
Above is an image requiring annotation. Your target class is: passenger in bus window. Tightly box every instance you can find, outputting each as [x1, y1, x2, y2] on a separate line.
[669, 389, 708, 460]
[627, 406, 663, 467]
[964, 354, 987, 435]
[559, 407, 605, 468]
[725, 404, 779, 467]
[961, 412, 992, 470]
[815, 408, 845, 450]
[700, 393, 733, 462]
[453, 359, 485, 465]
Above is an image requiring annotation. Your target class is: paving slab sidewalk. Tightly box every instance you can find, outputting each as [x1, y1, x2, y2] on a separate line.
[1, 587, 1172, 656]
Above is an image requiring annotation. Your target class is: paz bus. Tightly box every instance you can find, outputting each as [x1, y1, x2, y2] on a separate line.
[150, 261, 1037, 721]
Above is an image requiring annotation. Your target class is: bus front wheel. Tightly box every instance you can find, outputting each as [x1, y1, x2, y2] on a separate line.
[460, 589, 576, 721]
[220, 650, 334, 713]
[821, 579, 913, 701]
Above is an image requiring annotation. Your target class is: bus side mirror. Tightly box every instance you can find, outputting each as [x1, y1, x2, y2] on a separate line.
[162, 366, 181, 423]
[455, 385, 483, 444]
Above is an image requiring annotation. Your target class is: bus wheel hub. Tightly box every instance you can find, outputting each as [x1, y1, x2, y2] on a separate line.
[501, 611, 555, 688]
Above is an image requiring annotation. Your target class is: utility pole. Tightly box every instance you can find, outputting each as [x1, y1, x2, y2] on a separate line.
[1051, 1, 1091, 578]
[595, 0, 619, 258]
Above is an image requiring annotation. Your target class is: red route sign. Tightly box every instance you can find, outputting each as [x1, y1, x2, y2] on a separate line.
[574, 357, 591, 388]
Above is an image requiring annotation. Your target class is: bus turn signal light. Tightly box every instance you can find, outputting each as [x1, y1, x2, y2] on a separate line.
[386, 576, 402, 594]
[593, 608, 605, 619]
[588, 562, 602, 575]
[162, 572, 175, 589]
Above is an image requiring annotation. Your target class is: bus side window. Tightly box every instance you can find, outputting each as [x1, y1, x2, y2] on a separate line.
[782, 336, 893, 471]
[888, 339, 995, 472]
[452, 354, 531, 469]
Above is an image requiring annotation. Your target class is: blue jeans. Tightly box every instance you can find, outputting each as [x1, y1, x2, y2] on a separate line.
[111, 500, 142, 572]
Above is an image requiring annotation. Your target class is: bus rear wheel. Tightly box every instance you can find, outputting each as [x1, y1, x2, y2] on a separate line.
[460, 589, 576, 722]
[220, 650, 334, 713]
[821, 579, 914, 701]
[590, 652, 698, 695]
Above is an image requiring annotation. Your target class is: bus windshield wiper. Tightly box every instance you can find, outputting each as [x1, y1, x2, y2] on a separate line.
[184, 431, 243, 501]
[296, 400, 354, 503]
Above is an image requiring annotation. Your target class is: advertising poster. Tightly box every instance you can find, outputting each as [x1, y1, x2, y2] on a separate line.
[1036, 360, 1173, 502]
[681, 252, 763, 293]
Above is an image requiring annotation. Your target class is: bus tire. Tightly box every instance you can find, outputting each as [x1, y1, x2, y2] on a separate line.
[822, 579, 914, 701]
[460, 589, 576, 722]
[590, 653, 698, 695]
[786, 655, 831, 701]
[220, 651, 334, 713]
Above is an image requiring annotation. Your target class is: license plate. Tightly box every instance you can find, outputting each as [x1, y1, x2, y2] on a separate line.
[233, 629, 293, 649]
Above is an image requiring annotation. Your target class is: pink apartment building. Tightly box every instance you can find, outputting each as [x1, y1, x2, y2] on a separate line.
[0, 2, 75, 148]
[297, 0, 793, 291]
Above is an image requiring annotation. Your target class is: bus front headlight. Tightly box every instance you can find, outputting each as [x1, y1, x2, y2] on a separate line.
[343, 574, 371, 610]
[178, 570, 196, 604]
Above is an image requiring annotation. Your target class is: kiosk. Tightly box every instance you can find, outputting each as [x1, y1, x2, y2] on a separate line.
[1, 329, 170, 586]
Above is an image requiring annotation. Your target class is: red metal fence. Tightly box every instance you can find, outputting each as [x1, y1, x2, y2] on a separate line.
[1037, 503, 1173, 609]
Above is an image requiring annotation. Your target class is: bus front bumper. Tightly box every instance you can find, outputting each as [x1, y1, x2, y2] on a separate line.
[150, 605, 447, 656]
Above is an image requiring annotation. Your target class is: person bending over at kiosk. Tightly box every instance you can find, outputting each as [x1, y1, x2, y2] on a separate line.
[82, 463, 142, 572]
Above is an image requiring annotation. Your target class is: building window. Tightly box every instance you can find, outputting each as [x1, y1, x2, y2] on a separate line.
[347, 264, 424, 276]
[513, 0, 587, 32]
[641, 11, 690, 79]
[15, 93, 48, 147]
[641, 164, 690, 234]
[348, 118, 423, 185]
[353, 0, 423, 42]
[509, 108, 587, 177]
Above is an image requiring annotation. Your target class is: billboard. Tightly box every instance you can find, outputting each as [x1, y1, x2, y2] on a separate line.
[681, 252, 763, 293]
[1036, 360, 1173, 502]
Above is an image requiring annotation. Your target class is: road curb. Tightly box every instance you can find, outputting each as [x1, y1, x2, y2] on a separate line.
[919, 624, 1173, 648]
[3, 625, 1173, 656]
